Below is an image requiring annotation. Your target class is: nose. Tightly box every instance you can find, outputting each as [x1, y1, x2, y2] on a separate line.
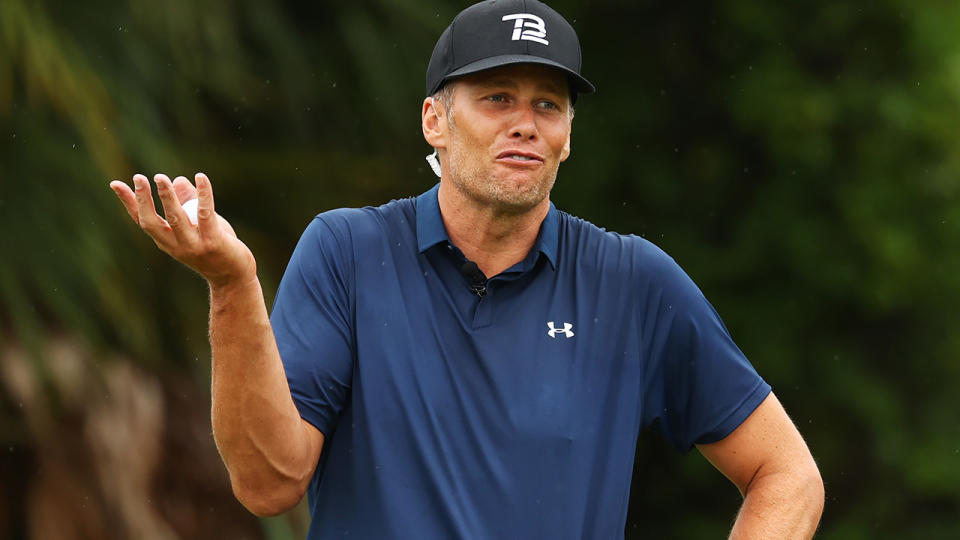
[509, 105, 538, 140]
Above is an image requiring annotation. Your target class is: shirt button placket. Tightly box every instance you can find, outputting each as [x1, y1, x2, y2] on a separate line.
[472, 282, 493, 329]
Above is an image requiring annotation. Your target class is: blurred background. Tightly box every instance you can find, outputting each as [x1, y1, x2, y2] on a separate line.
[1, 0, 958, 538]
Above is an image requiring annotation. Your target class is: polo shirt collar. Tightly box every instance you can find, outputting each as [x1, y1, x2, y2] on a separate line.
[415, 183, 559, 269]
[416, 184, 450, 253]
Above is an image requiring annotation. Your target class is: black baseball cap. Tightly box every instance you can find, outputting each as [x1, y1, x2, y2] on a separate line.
[426, 0, 595, 99]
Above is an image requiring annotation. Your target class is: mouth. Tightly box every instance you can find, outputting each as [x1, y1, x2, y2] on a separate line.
[495, 150, 545, 164]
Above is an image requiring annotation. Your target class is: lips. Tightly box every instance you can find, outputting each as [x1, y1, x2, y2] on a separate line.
[495, 150, 544, 163]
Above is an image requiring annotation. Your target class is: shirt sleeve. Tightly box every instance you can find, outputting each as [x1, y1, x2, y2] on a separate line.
[637, 243, 771, 452]
[270, 215, 355, 437]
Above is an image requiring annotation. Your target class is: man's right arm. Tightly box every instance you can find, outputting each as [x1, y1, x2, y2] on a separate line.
[109, 173, 323, 516]
[208, 274, 323, 516]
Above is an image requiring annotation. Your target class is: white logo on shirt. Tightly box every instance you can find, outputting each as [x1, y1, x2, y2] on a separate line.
[502, 13, 549, 45]
[547, 321, 574, 338]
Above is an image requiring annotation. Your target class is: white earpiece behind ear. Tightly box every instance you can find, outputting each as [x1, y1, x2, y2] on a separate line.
[426, 150, 442, 178]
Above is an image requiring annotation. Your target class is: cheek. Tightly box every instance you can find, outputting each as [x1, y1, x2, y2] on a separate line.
[454, 131, 490, 162]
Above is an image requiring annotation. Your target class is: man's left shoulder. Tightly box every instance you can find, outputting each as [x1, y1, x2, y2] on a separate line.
[555, 210, 674, 271]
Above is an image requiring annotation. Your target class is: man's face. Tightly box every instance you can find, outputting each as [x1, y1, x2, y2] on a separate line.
[434, 64, 573, 215]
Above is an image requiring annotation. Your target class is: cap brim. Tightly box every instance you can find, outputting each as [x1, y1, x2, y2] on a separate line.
[434, 54, 595, 96]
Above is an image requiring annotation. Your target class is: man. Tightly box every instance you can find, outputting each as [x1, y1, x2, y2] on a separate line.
[110, 1, 824, 538]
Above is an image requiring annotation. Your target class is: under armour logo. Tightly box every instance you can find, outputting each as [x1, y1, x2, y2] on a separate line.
[546, 321, 574, 338]
[502, 13, 549, 46]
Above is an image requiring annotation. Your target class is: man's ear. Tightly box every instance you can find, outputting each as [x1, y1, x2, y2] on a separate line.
[422, 97, 445, 149]
[560, 125, 572, 162]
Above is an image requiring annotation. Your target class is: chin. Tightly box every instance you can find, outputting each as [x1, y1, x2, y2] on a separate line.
[447, 161, 557, 213]
[485, 179, 554, 213]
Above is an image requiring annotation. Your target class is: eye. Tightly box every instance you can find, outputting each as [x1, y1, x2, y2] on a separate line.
[536, 100, 567, 115]
[486, 94, 507, 103]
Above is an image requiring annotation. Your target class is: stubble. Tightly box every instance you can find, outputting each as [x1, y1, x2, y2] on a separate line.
[443, 107, 559, 216]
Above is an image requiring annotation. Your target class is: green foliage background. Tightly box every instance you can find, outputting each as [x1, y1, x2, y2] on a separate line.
[1, 0, 958, 538]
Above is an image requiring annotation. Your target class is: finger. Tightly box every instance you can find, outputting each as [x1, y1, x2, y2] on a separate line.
[172, 175, 198, 204]
[154, 174, 196, 242]
[195, 172, 218, 238]
[109, 180, 141, 225]
[134, 174, 168, 237]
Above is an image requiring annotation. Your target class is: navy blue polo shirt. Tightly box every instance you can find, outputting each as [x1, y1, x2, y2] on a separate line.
[270, 184, 770, 539]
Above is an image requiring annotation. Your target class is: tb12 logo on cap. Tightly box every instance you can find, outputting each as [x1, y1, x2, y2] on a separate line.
[502, 13, 548, 46]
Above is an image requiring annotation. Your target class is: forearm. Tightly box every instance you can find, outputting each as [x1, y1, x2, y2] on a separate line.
[208, 275, 315, 514]
[110, 173, 317, 513]
[729, 467, 824, 539]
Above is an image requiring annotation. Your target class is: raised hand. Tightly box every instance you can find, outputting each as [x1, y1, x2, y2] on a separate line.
[109, 173, 256, 288]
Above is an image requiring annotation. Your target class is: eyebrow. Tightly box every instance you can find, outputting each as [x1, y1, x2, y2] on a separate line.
[474, 76, 568, 98]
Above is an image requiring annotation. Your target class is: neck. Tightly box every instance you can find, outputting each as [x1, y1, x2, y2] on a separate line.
[437, 180, 549, 278]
